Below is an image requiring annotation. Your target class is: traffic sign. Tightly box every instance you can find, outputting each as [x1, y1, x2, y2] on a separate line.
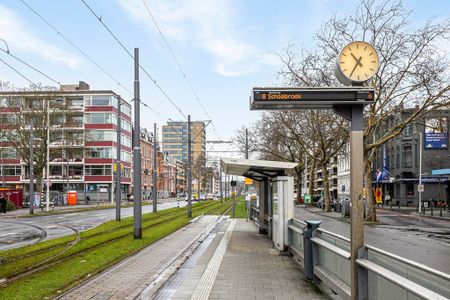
[418, 184, 424, 192]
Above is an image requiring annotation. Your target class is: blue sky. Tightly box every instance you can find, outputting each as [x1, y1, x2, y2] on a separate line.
[0, 0, 449, 159]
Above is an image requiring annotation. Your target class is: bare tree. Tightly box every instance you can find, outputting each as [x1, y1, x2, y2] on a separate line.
[0, 82, 74, 198]
[277, 0, 450, 220]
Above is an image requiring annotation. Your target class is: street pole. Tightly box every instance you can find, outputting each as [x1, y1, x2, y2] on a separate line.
[245, 128, 249, 159]
[418, 132, 423, 214]
[350, 105, 364, 300]
[219, 162, 223, 202]
[115, 97, 122, 221]
[187, 115, 192, 217]
[133, 48, 142, 239]
[232, 176, 236, 218]
[29, 119, 34, 214]
[152, 123, 157, 213]
[46, 99, 50, 212]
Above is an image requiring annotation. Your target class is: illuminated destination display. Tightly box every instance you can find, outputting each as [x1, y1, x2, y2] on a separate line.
[250, 87, 375, 110]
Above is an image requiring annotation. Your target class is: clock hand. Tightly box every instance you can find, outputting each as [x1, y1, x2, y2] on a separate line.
[349, 62, 359, 78]
[351, 53, 363, 67]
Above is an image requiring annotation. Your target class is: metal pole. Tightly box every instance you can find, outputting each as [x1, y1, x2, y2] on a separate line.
[46, 99, 50, 212]
[219, 162, 223, 202]
[29, 119, 34, 214]
[245, 128, 249, 159]
[418, 133, 423, 214]
[115, 97, 122, 221]
[232, 176, 235, 218]
[350, 104, 364, 299]
[133, 48, 142, 239]
[1, 148, 4, 187]
[187, 115, 192, 217]
[152, 123, 157, 212]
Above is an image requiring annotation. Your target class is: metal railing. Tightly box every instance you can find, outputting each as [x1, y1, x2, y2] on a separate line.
[287, 218, 450, 300]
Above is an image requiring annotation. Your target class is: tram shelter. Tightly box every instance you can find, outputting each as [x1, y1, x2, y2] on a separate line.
[221, 158, 297, 252]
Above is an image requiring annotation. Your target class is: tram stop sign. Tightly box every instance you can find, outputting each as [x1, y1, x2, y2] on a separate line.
[250, 87, 374, 119]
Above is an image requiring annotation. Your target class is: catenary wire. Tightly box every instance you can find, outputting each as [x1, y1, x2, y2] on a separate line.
[0, 57, 36, 86]
[0, 48, 61, 86]
[80, 0, 187, 120]
[20, 0, 133, 97]
[140, 0, 220, 137]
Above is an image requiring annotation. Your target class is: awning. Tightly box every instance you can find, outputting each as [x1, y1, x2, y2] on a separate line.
[220, 158, 298, 181]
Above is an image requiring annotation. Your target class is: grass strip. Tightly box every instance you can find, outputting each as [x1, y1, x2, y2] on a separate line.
[0, 202, 215, 279]
[227, 196, 247, 218]
[0, 200, 231, 300]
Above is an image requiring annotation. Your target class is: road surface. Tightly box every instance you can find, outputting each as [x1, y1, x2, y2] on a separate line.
[295, 207, 450, 273]
[0, 198, 186, 251]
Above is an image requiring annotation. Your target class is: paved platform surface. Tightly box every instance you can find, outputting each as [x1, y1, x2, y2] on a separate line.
[60, 215, 220, 300]
[158, 219, 327, 300]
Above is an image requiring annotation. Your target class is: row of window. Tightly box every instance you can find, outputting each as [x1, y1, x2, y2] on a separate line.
[0, 165, 132, 178]
[0, 96, 132, 117]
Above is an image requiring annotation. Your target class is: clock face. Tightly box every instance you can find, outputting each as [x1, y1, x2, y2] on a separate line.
[337, 41, 379, 83]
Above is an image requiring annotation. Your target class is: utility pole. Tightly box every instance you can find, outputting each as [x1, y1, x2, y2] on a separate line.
[115, 97, 122, 221]
[187, 115, 192, 217]
[133, 48, 142, 239]
[29, 119, 34, 214]
[45, 100, 50, 212]
[219, 162, 223, 202]
[152, 123, 157, 213]
[245, 128, 249, 159]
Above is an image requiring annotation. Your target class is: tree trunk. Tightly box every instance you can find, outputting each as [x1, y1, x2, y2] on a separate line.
[323, 164, 331, 212]
[308, 158, 316, 206]
[365, 160, 377, 221]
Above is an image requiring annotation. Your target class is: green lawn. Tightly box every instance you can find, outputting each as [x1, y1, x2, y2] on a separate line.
[227, 196, 248, 218]
[0, 200, 229, 300]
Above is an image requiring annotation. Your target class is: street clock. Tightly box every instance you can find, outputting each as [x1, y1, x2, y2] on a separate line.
[335, 41, 379, 86]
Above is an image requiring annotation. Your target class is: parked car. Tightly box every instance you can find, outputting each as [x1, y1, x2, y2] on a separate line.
[206, 193, 214, 200]
[199, 193, 206, 200]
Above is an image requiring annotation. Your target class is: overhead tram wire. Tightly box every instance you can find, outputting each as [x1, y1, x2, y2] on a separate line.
[0, 57, 36, 86]
[140, 0, 220, 137]
[80, 0, 187, 120]
[20, 0, 133, 97]
[0, 48, 61, 87]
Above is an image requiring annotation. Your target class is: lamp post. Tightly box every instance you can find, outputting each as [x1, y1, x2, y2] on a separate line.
[414, 131, 423, 213]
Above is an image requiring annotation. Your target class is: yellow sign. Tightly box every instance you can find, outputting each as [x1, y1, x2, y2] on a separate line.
[113, 162, 124, 172]
[375, 188, 382, 204]
[231, 191, 237, 196]
[244, 178, 253, 185]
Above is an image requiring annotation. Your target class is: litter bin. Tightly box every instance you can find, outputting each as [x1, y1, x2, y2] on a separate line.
[67, 191, 77, 206]
[303, 220, 322, 280]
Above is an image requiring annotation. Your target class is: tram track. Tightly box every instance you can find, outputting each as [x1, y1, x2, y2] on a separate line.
[0, 201, 227, 286]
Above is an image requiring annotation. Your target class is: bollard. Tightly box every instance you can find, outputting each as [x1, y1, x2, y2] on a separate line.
[440, 207, 442, 217]
[431, 205, 433, 216]
[303, 220, 322, 280]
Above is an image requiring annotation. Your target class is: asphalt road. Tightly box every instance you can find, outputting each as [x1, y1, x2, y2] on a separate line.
[295, 207, 450, 273]
[0, 198, 187, 251]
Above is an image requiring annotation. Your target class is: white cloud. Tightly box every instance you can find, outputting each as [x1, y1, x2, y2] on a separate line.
[117, 0, 275, 76]
[0, 5, 81, 69]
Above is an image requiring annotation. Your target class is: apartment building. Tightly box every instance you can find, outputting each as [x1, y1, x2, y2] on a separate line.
[0, 82, 132, 203]
[161, 121, 206, 165]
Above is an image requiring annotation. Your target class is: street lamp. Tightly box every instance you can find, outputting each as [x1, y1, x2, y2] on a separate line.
[414, 131, 423, 213]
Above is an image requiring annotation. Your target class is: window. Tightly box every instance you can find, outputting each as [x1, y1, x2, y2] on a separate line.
[121, 134, 131, 147]
[85, 165, 112, 176]
[86, 130, 117, 142]
[404, 124, 413, 136]
[121, 167, 131, 178]
[85, 113, 117, 124]
[403, 145, 412, 167]
[396, 146, 400, 169]
[66, 115, 83, 127]
[0, 114, 16, 125]
[1, 148, 17, 159]
[0, 165, 21, 176]
[121, 119, 131, 132]
[85, 147, 116, 159]
[406, 182, 414, 197]
[120, 102, 131, 116]
[67, 96, 84, 109]
[85, 95, 116, 107]
[121, 150, 131, 163]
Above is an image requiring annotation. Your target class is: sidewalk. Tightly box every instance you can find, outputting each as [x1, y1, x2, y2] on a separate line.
[157, 219, 328, 300]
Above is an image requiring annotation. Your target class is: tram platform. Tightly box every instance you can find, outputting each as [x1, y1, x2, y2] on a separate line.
[60, 216, 328, 300]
